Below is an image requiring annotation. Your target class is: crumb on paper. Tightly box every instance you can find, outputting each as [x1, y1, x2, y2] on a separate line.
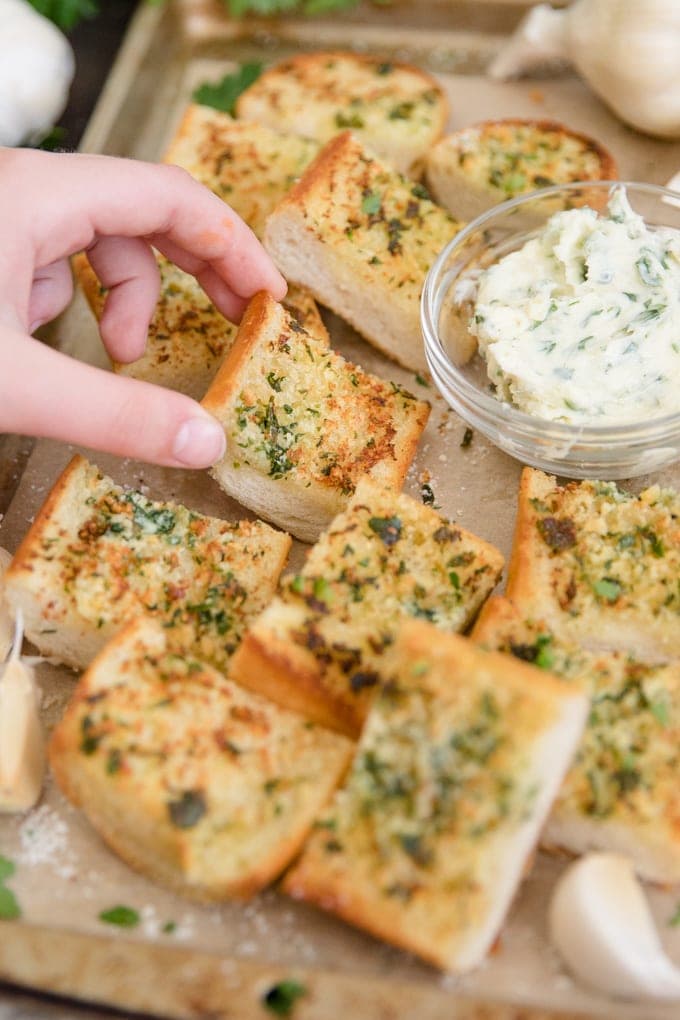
[18, 803, 77, 880]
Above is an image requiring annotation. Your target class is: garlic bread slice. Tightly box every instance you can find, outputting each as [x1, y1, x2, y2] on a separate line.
[426, 119, 617, 221]
[202, 292, 430, 543]
[283, 619, 587, 972]
[473, 596, 680, 884]
[5, 456, 290, 673]
[507, 468, 680, 663]
[229, 476, 504, 737]
[264, 131, 463, 374]
[50, 616, 352, 901]
[235, 51, 448, 178]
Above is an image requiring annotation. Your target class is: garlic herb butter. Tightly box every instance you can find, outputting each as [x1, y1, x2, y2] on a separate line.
[469, 188, 680, 423]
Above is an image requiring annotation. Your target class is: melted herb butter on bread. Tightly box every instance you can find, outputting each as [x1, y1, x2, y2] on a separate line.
[473, 596, 680, 884]
[284, 620, 587, 972]
[5, 456, 291, 672]
[164, 105, 320, 239]
[49, 616, 352, 901]
[229, 476, 504, 736]
[203, 293, 430, 543]
[264, 132, 463, 374]
[235, 51, 448, 177]
[426, 119, 617, 221]
[507, 468, 680, 663]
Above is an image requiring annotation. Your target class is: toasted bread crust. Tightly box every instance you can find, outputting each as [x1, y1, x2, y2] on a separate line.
[229, 626, 359, 737]
[425, 118, 618, 220]
[284, 620, 586, 972]
[200, 290, 271, 413]
[264, 132, 462, 373]
[202, 292, 429, 542]
[236, 51, 448, 176]
[50, 617, 352, 901]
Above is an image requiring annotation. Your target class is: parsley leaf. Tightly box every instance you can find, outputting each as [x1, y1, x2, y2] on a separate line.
[361, 190, 382, 216]
[99, 905, 140, 928]
[167, 789, 207, 829]
[262, 979, 307, 1016]
[0, 856, 15, 883]
[193, 63, 263, 115]
[28, 0, 98, 30]
[0, 886, 21, 921]
[368, 515, 402, 546]
[593, 577, 622, 603]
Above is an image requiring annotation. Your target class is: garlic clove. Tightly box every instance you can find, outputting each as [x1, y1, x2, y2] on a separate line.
[0, 547, 14, 663]
[0, 612, 45, 813]
[549, 853, 680, 1000]
[489, 0, 680, 140]
[663, 173, 680, 209]
[0, 0, 75, 147]
[566, 0, 680, 140]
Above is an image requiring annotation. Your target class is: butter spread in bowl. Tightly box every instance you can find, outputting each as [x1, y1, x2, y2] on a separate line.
[469, 187, 680, 424]
[422, 181, 680, 479]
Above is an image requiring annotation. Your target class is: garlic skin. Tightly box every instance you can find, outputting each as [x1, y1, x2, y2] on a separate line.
[487, 5, 570, 82]
[550, 853, 680, 1000]
[489, 0, 680, 141]
[0, 611, 45, 813]
[0, 0, 75, 147]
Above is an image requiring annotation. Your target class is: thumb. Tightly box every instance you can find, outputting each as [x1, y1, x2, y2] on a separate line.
[0, 331, 226, 468]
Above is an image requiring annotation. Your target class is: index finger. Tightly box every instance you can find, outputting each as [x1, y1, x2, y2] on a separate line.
[0, 148, 287, 307]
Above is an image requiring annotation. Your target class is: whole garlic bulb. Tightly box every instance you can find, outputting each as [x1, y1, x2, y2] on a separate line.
[490, 0, 680, 141]
[0, 0, 75, 147]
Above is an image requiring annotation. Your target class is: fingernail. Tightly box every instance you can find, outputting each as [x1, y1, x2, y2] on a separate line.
[172, 418, 226, 467]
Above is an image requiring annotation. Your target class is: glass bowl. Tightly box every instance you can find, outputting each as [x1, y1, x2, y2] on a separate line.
[421, 180, 680, 479]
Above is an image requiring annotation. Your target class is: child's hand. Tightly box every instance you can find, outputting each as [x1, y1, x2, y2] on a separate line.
[0, 147, 287, 467]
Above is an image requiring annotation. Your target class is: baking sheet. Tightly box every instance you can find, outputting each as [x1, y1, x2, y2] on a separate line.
[1, 3, 680, 1017]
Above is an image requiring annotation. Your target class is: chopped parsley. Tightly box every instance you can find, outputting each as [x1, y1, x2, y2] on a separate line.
[361, 190, 382, 216]
[125, 494, 176, 536]
[592, 577, 622, 603]
[262, 979, 307, 1016]
[0, 886, 20, 921]
[192, 63, 263, 114]
[99, 905, 140, 928]
[0, 856, 15, 883]
[368, 515, 402, 546]
[335, 111, 365, 129]
[167, 789, 207, 829]
[0, 857, 20, 921]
